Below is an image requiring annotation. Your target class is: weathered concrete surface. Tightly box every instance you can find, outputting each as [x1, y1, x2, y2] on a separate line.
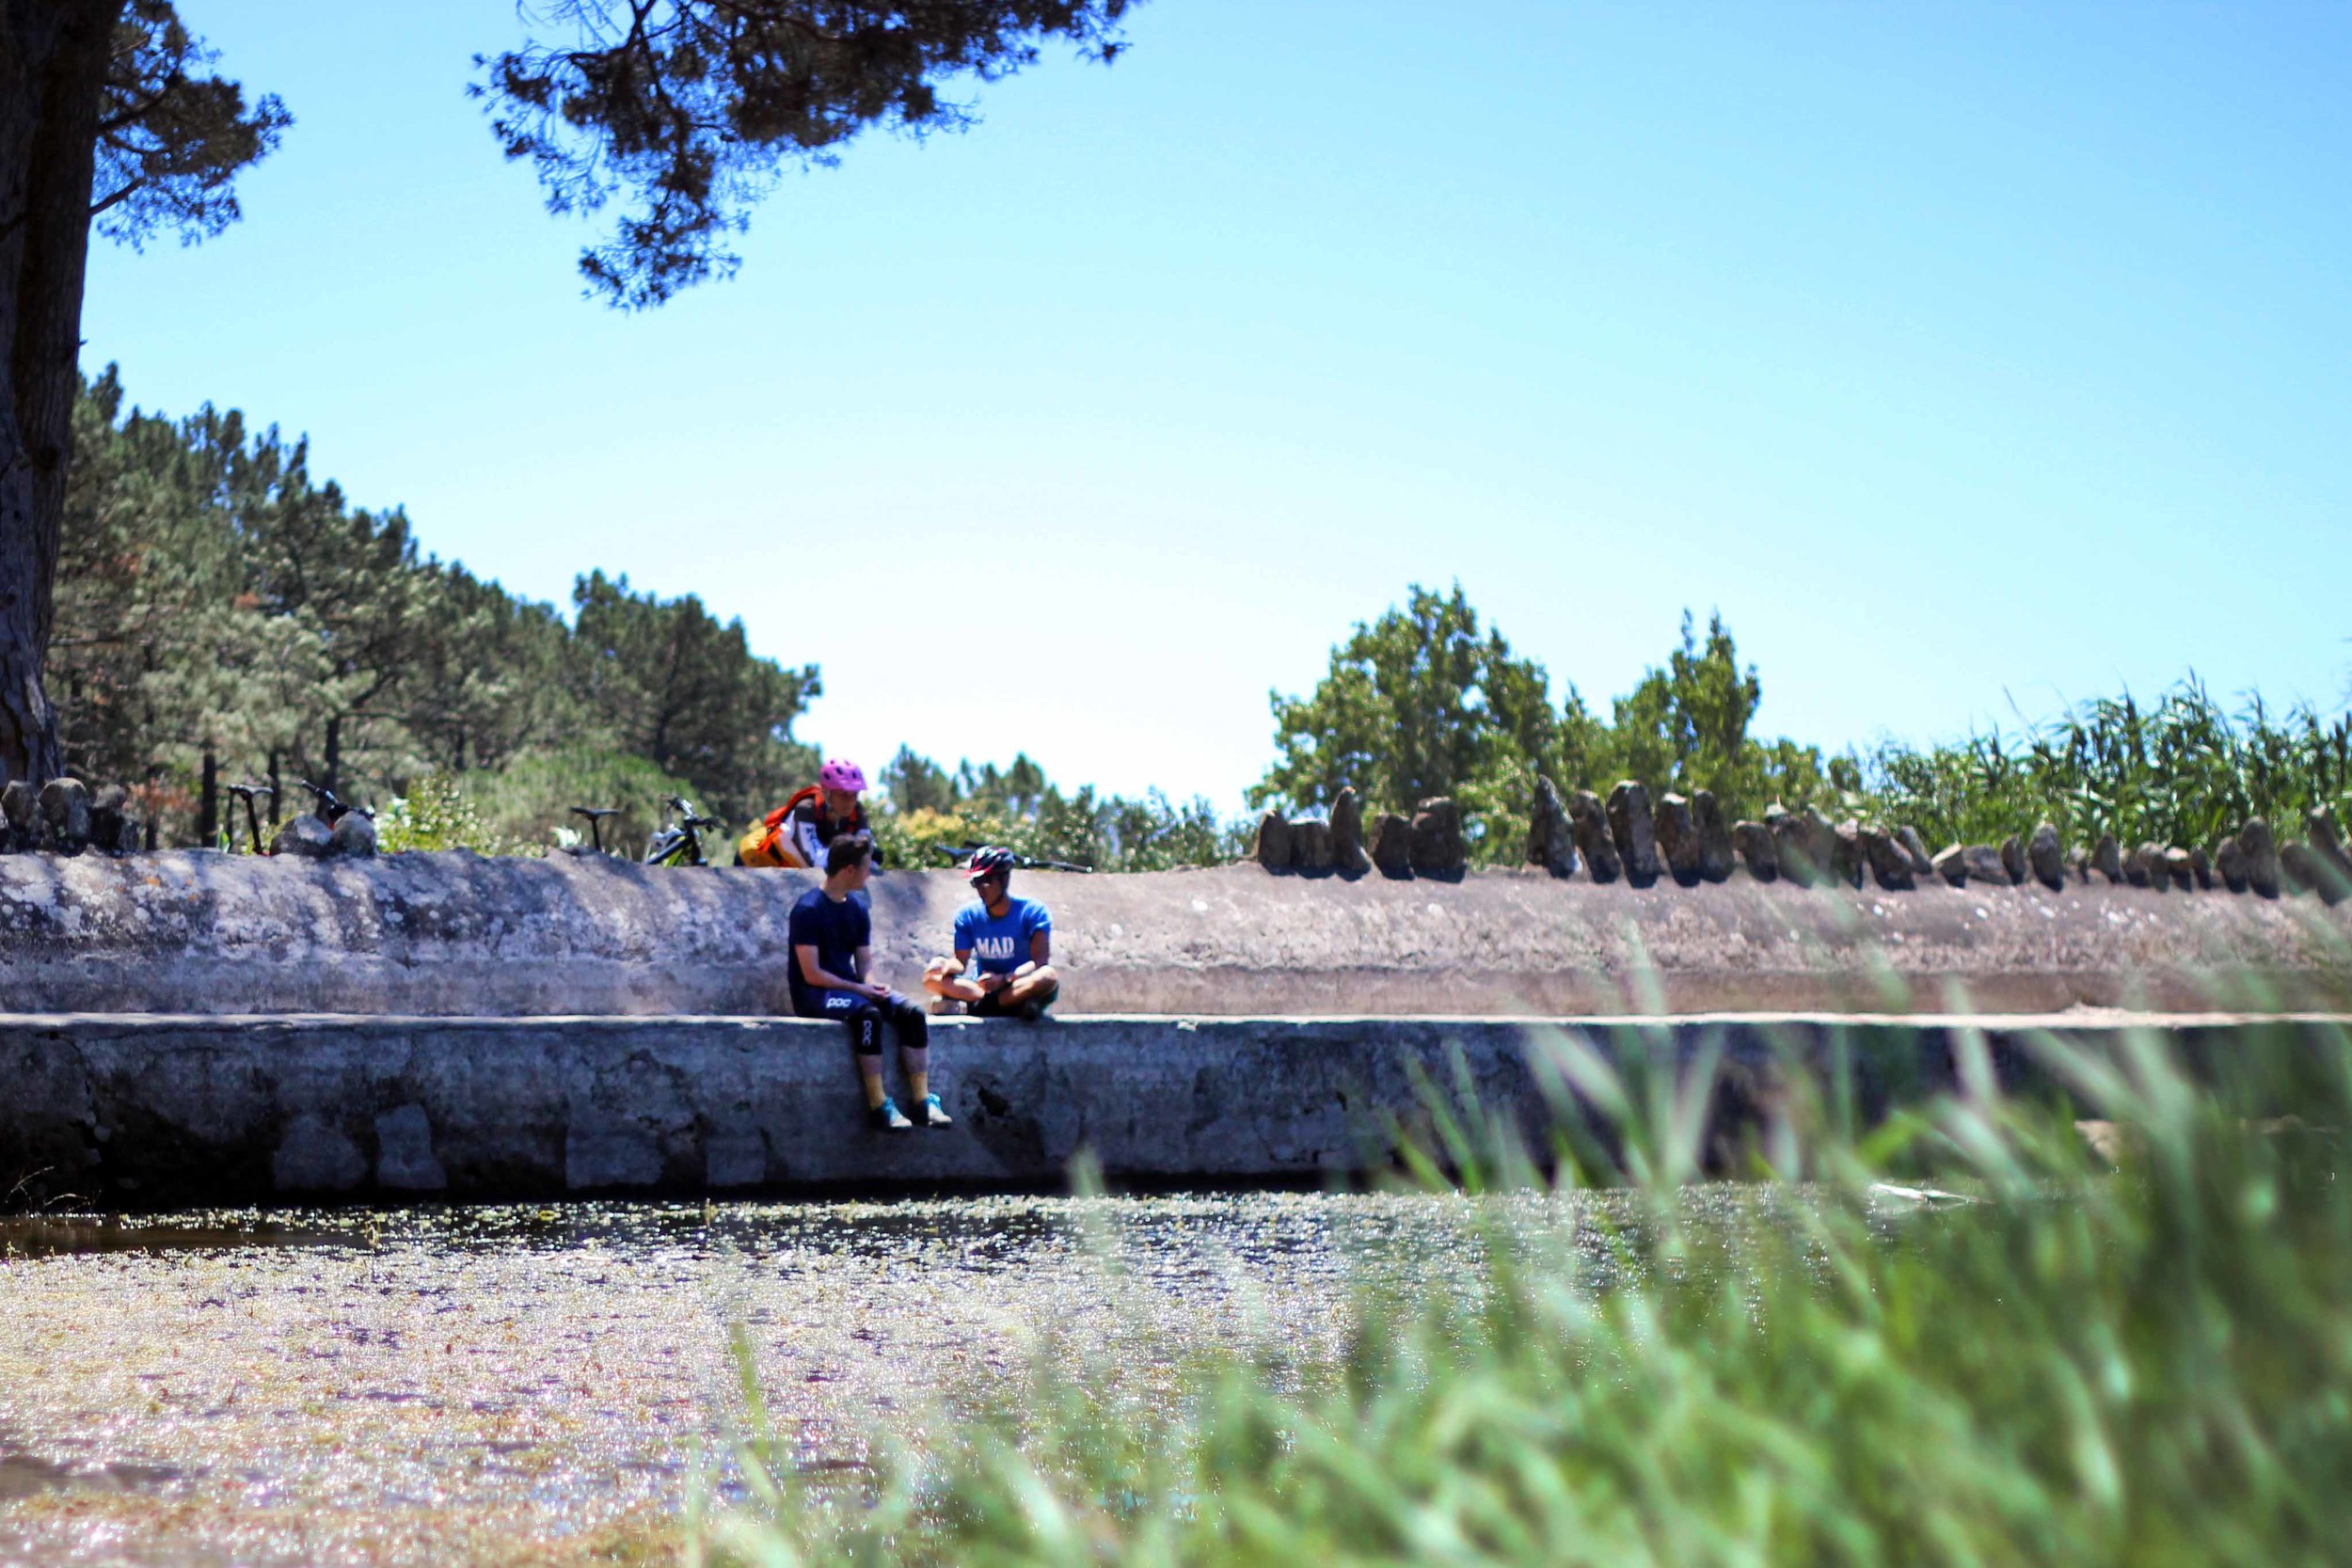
[4, 1010, 2345, 1205]
[3, 854, 2350, 1018]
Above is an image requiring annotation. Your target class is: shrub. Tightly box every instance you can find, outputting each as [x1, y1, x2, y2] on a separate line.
[374, 773, 526, 855]
[461, 746, 702, 859]
[870, 790, 1246, 874]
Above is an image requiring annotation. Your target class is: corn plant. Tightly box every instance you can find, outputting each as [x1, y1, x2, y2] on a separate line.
[1860, 677, 2352, 849]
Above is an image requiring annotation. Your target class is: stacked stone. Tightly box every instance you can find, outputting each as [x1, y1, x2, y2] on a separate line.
[0, 779, 144, 857]
[271, 807, 380, 861]
[1251, 785, 1376, 878]
[1654, 791, 1733, 886]
[1606, 782, 1662, 886]
[1248, 782, 2352, 906]
[0, 775, 397, 861]
[1525, 776, 1578, 879]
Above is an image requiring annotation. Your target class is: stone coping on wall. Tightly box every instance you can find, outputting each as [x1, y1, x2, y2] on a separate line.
[5, 853, 2350, 1018]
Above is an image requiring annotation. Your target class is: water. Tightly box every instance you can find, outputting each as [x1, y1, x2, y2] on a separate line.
[0, 1190, 1730, 1566]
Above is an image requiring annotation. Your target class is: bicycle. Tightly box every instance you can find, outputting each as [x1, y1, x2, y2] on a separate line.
[297, 779, 370, 829]
[566, 805, 622, 855]
[224, 783, 274, 854]
[930, 843, 1093, 874]
[644, 795, 723, 867]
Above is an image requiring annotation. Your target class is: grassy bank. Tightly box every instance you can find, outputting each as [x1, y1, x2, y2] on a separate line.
[701, 1021, 2352, 1566]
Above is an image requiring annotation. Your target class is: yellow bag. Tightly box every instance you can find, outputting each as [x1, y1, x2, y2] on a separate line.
[737, 789, 817, 868]
[737, 825, 784, 867]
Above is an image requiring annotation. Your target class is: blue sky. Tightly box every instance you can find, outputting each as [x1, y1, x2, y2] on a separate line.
[85, 2, 2352, 810]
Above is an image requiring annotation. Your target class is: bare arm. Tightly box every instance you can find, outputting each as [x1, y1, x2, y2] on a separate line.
[1014, 928, 1052, 979]
[796, 942, 882, 997]
[927, 949, 987, 1001]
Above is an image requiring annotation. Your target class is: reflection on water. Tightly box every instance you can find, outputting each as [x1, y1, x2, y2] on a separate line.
[0, 1190, 1684, 1566]
[0, 1216, 341, 1260]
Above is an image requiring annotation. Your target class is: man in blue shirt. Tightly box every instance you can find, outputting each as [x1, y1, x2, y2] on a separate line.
[790, 833, 947, 1132]
[924, 847, 1060, 1019]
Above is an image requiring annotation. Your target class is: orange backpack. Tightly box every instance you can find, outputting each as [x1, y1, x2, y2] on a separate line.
[737, 786, 819, 868]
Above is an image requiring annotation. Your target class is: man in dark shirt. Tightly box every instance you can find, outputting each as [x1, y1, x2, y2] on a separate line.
[789, 833, 946, 1132]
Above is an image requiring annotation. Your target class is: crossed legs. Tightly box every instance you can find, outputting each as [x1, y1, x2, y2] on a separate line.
[923, 959, 1059, 1015]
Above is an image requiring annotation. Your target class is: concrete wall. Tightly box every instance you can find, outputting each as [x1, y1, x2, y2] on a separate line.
[5, 1010, 2342, 1206]
[5, 853, 2350, 1018]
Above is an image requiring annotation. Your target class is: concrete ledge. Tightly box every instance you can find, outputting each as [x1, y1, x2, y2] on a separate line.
[7, 1011, 2344, 1206]
[5, 855, 2352, 1018]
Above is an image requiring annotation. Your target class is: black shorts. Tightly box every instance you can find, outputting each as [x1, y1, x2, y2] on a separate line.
[968, 977, 1058, 1018]
[797, 990, 928, 1057]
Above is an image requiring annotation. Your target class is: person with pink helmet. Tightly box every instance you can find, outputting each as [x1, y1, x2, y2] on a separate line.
[736, 756, 873, 870]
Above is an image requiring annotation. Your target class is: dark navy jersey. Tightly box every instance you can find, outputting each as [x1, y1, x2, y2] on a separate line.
[787, 887, 870, 1013]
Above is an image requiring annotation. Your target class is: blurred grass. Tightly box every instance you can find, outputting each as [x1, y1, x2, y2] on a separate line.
[699, 1017, 2352, 1567]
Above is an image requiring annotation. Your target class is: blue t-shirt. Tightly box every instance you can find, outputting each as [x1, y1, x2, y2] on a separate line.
[787, 887, 870, 1015]
[953, 895, 1052, 977]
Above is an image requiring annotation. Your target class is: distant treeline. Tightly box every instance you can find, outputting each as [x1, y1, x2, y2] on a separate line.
[1253, 584, 2352, 861]
[52, 373, 2352, 867]
[868, 749, 1241, 873]
[52, 368, 818, 851]
[49, 371, 1236, 866]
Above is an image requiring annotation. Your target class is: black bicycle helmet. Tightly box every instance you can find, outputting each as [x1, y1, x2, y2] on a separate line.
[965, 845, 1017, 881]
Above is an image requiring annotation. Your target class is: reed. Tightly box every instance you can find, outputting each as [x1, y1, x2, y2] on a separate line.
[698, 1015, 2352, 1566]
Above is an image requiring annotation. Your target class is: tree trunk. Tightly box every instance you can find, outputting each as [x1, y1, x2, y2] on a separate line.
[266, 748, 280, 823]
[197, 745, 216, 847]
[323, 716, 341, 800]
[0, 0, 121, 784]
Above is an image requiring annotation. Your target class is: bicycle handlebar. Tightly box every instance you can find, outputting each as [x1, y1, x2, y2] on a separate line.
[660, 796, 723, 830]
[296, 779, 373, 822]
[930, 843, 1093, 874]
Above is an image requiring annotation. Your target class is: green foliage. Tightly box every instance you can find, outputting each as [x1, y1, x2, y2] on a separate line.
[460, 746, 701, 860]
[709, 1017, 2352, 1566]
[1258, 590, 1832, 861]
[476, 1, 1137, 308]
[47, 371, 822, 847]
[1258, 583, 1558, 823]
[866, 748, 1245, 873]
[62, 372, 2348, 867]
[1559, 610, 1835, 818]
[96, 2, 292, 251]
[569, 569, 822, 824]
[373, 773, 524, 856]
[881, 744, 961, 816]
[1265, 592, 2352, 867]
[1857, 680, 2352, 851]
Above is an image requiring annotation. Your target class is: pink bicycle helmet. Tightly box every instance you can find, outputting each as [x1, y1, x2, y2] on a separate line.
[818, 757, 867, 794]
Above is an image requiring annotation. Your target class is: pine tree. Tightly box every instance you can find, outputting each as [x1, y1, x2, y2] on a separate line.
[5, 0, 1133, 781]
[567, 570, 820, 823]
